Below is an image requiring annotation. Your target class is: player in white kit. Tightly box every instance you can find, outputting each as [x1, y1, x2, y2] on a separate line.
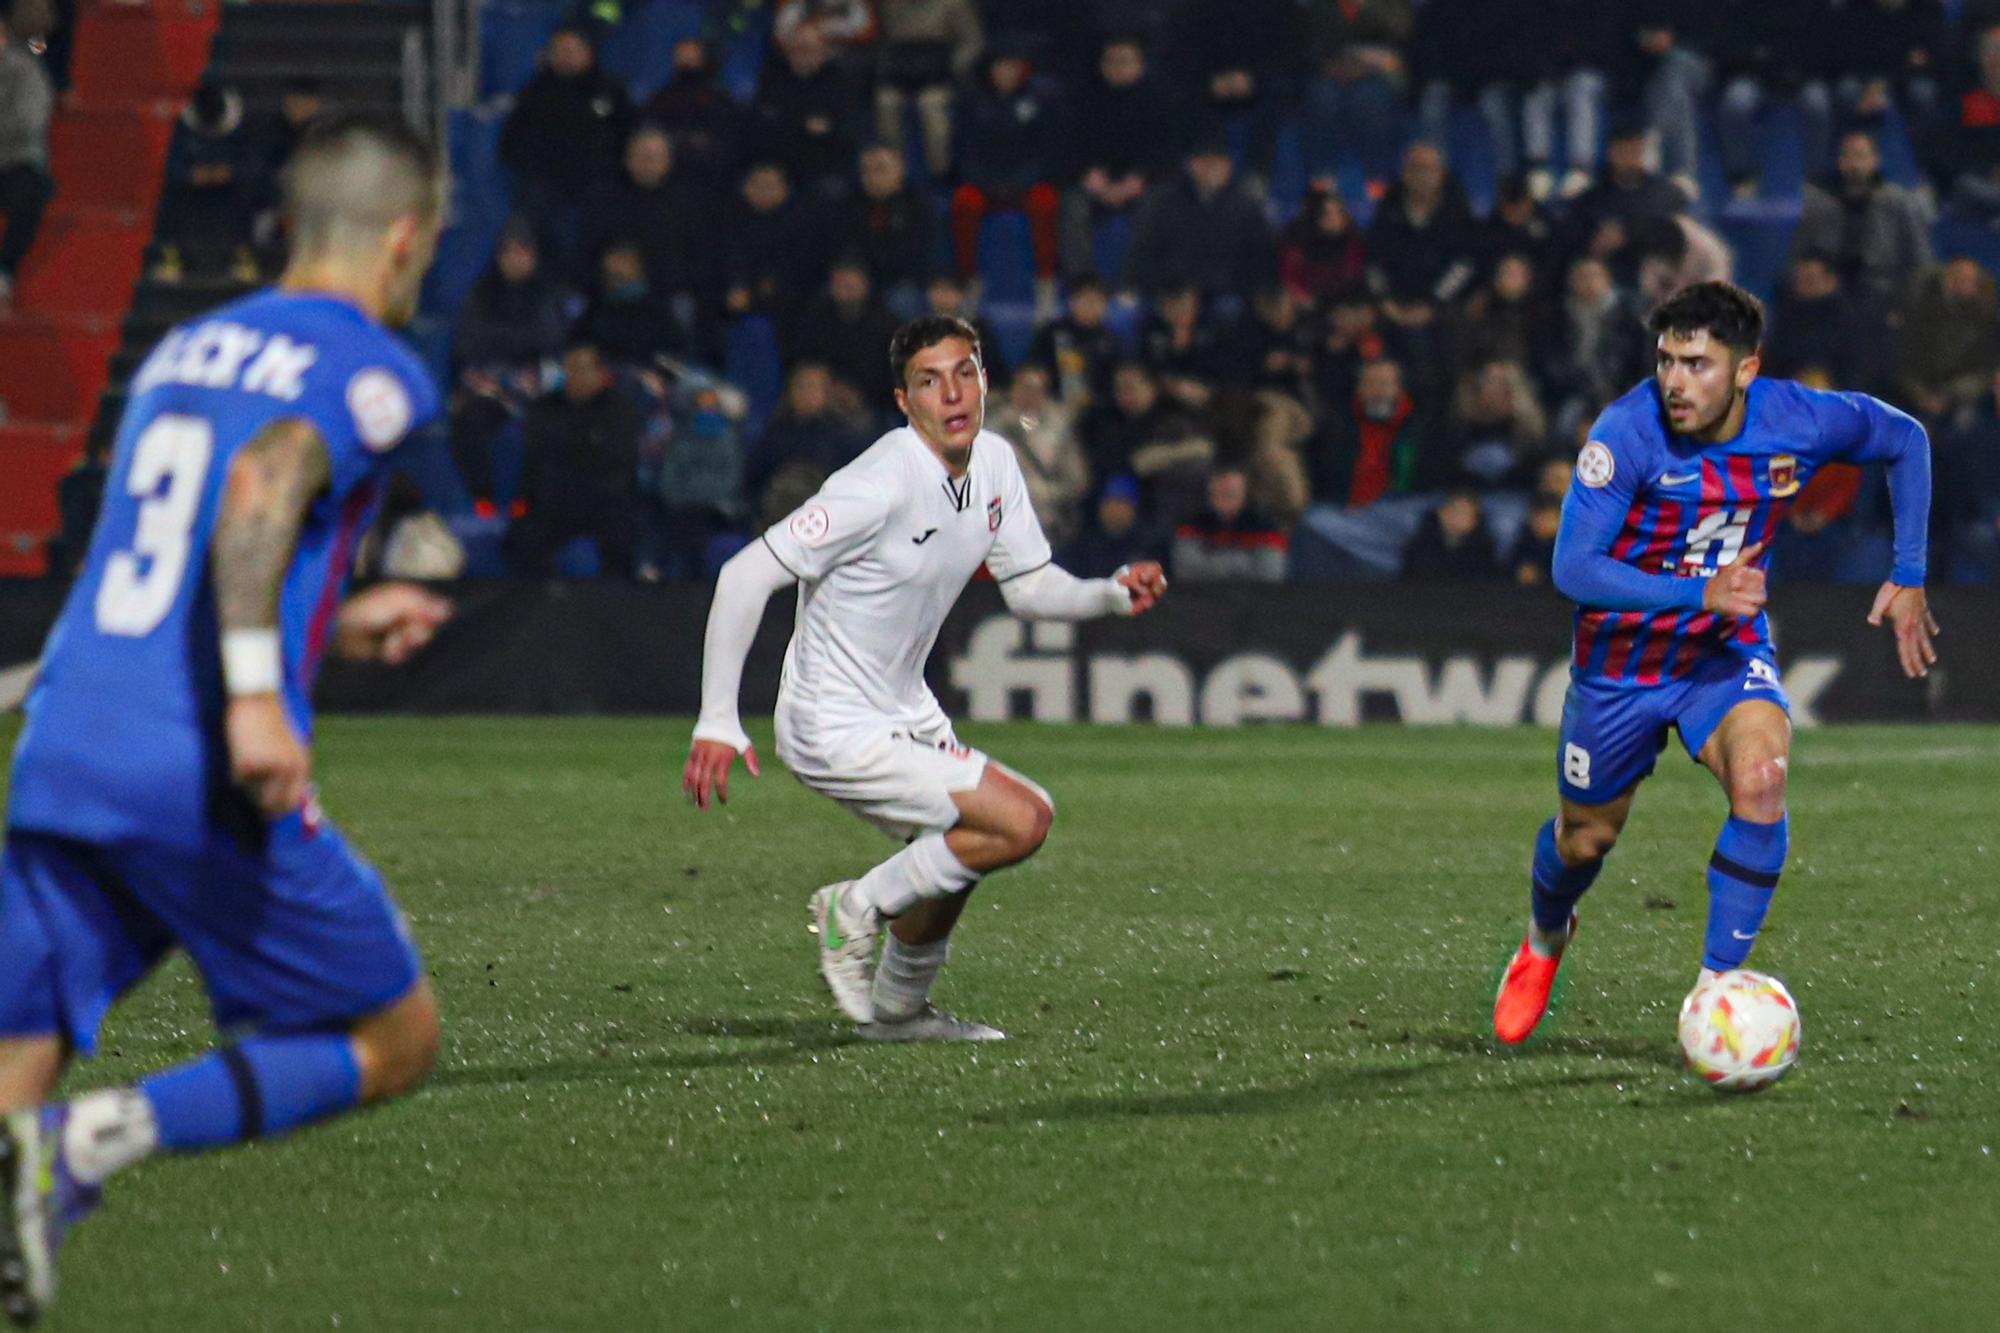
[683, 317, 1167, 1040]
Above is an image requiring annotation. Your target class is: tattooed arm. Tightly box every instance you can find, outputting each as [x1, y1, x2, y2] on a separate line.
[211, 417, 330, 817]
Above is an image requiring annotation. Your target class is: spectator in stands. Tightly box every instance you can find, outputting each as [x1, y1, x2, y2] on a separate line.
[1838, 0, 1943, 150]
[1300, 0, 1412, 194]
[1124, 136, 1276, 302]
[1943, 22, 2000, 222]
[1438, 358, 1547, 491]
[642, 39, 748, 196]
[583, 126, 712, 346]
[746, 360, 871, 509]
[155, 80, 257, 283]
[1512, 491, 1563, 587]
[1604, 4, 1709, 192]
[650, 370, 749, 580]
[1793, 128, 1932, 314]
[1140, 286, 1228, 413]
[579, 239, 684, 368]
[1242, 285, 1316, 406]
[724, 160, 823, 329]
[1278, 186, 1367, 309]
[508, 342, 646, 578]
[356, 475, 465, 582]
[1026, 273, 1121, 408]
[1711, 1, 1835, 199]
[1473, 174, 1558, 280]
[1365, 142, 1478, 387]
[1083, 359, 1214, 521]
[951, 43, 1066, 310]
[753, 21, 864, 198]
[451, 218, 576, 504]
[840, 143, 939, 318]
[872, 0, 983, 178]
[1171, 465, 1288, 582]
[921, 270, 1007, 382]
[1402, 488, 1502, 580]
[0, 2, 54, 307]
[1565, 117, 1692, 253]
[1764, 251, 1886, 392]
[774, 0, 878, 56]
[1448, 253, 1550, 379]
[246, 76, 327, 272]
[500, 26, 633, 273]
[1935, 365, 2000, 574]
[1059, 36, 1181, 282]
[1543, 255, 1648, 439]
[1059, 474, 1166, 578]
[1186, 0, 1305, 191]
[1311, 292, 1390, 412]
[47, 436, 106, 580]
[1313, 356, 1420, 508]
[1897, 257, 2000, 429]
[990, 363, 1089, 547]
[1629, 213, 1734, 307]
[791, 255, 903, 410]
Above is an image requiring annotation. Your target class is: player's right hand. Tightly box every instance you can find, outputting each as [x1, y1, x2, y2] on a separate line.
[683, 739, 759, 811]
[226, 694, 312, 818]
[1702, 541, 1767, 619]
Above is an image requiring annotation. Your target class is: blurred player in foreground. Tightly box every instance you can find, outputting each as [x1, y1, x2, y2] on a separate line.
[685, 317, 1167, 1040]
[0, 115, 448, 1325]
[1494, 281, 1937, 1043]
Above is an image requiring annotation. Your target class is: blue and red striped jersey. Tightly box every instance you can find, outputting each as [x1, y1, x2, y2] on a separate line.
[1555, 377, 1929, 687]
[8, 290, 438, 849]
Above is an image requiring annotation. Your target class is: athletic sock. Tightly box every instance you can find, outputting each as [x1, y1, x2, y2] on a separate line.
[871, 936, 950, 1022]
[1529, 816, 1604, 955]
[1703, 813, 1787, 971]
[850, 832, 980, 918]
[137, 1033, 361, 1155]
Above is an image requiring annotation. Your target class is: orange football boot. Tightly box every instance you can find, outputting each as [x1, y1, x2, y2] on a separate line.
[1493, 914, 1577, 1044]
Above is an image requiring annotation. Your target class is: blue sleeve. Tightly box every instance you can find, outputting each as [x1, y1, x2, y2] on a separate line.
[1551, 427, 1708, 614]
[320, 339, 442, 499]
[1804, 387, 1931, 587]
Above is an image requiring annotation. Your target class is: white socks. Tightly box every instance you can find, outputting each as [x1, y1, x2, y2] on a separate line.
[62, 1088, 159, 1186]
[1527, 919, 1572, 960]
[850, 833, 979, 918]
[872, 936, 949, 1023]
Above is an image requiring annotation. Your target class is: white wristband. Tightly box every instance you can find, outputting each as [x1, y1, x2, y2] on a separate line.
[222, 629, 283, 696]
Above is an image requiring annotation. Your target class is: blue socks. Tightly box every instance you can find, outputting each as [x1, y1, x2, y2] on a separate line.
[1530, 816, 1604, 934]
[139, 1033, 361, 1152]
[1704, 814, 1788, 972]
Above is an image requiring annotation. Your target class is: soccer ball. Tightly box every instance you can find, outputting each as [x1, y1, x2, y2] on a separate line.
[1677, 970, 1802, 1093]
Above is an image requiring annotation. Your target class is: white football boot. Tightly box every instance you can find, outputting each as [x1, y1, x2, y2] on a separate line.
[810, 882, 880, 1023]
[858, 1005, 1006, 1043]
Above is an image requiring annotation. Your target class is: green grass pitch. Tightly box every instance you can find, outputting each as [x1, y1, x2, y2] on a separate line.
[4, 716, 1998, 1331]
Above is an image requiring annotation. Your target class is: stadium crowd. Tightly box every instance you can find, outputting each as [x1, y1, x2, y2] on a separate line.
[23, 0, 2000, 584]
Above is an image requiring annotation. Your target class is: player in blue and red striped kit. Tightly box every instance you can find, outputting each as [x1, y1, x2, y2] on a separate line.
[0, 116, 448, 1325]
[1494, 281, 1939, 1044]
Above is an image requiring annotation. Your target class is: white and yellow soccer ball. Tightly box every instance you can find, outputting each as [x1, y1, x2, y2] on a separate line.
[1678, 970, 1802, 1093]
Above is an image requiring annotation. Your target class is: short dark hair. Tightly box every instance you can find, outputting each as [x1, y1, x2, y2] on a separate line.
[889, 315, 982, 388]
[1648, 280, 1764, 355]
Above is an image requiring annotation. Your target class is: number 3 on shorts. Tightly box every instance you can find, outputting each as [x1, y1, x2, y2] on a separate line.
[1564, 742, 1592, 790]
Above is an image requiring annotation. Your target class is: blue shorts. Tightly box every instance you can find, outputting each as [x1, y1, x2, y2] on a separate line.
[1556, 655, 1791, 805]
[0, 811, 422, 1055]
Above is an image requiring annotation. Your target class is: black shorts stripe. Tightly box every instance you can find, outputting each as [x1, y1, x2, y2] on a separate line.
[218, 1044, 265, 1140]
[1709, 851, 1781, 890]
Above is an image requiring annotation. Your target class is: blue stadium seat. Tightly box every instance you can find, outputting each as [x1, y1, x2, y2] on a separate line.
[719, 12, 770, 101]
[982, 300, 1036, 375]
[977, 213, 1035, 302]
[448, 511, 511, 578]
[725, 315, 784, 424]
[704, 532, 751, 576]
[555, 537, 602, 579]
[481, 1, 566, 100]
[1091, 213, 1130, 286]
[1716, 206, 1801, 299]
[1932, 216, 2000, 272]
[1267, 122, 1307, 221]
[598, 1, 707, 103]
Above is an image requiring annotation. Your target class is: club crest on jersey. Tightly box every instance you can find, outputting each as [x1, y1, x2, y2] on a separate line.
[1768, 454, 1799, 497]
[1577, 440, 1615, 488]
[987, 496, 1003, 531]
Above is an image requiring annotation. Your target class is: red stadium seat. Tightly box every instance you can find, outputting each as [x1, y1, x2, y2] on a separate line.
[47, 100, 180, 212]
[0, 314, 121, 424]
[0, 424, 85, 577]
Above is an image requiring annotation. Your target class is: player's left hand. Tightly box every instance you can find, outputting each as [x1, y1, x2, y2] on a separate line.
[334, 583, 454, 665]
[1867, 582, 1940, 679]
[684, 739, 760, 811]
[1116, 562, 1168, 615]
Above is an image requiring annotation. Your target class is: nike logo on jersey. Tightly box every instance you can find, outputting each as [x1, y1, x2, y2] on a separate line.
[912, 529, 938, 544]
[1659, 471, 1700, 486]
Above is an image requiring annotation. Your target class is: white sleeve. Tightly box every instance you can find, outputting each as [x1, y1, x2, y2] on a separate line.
[760, 469, 893, 581]
[998, 562, 1134, 620]
[983, 447, 1055, 582]
[691, 539, 798, 753]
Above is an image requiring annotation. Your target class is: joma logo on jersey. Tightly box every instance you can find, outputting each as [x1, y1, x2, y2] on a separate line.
[1768, 455, 1799, 497]
[987, 496, 1003, 531]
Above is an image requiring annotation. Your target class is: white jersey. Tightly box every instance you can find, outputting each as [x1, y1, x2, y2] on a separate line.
[761, 426, 1051, 738]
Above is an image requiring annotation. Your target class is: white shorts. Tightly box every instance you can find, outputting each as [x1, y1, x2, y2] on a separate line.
[777, 716, 989, 842]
